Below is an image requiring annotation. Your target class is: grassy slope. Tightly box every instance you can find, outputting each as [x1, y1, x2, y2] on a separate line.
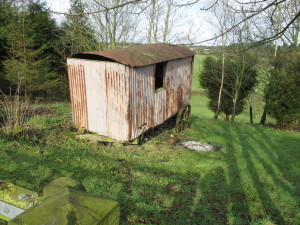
[0, 55, 299, 225]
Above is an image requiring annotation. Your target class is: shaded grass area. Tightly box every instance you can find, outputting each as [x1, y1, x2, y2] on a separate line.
[0, 101, 299, 225]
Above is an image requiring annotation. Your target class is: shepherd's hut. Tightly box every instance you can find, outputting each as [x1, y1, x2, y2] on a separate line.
[67, 43, 195, 142]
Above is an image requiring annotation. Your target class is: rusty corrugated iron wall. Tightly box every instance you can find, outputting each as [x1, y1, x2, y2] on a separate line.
[129, 65, 155, 139]
[165, 57, 193, 116]
[68, 56, 193, 142]
[128, 57, 193, 140]
[67, 59, 130, 141]
[102, 62, 130, 140]
[68, 61, 88, 129]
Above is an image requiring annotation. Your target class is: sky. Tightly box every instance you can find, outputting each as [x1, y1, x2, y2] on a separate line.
[46, 0, 70, 24]
[45, 0, 217, 46]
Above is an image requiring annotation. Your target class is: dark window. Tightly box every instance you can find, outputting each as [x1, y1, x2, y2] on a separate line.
[155, 62, 167, 90]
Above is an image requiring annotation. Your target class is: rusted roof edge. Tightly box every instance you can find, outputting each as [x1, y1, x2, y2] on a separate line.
[70, 43, 195, 67]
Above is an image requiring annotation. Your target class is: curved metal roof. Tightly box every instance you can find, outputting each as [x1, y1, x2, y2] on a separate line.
[72, 43, 195, 67]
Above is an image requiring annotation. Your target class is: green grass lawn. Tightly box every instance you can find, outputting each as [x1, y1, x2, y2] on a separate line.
[1, 100, 299, 225]
[192, 54, 205, 92]
[0, 56, 299, 224]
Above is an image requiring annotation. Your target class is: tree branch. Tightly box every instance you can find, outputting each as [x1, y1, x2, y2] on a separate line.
[48, 0, 146, 16]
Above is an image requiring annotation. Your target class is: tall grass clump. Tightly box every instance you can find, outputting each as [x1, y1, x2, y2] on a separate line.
[0, 87, 35, 137]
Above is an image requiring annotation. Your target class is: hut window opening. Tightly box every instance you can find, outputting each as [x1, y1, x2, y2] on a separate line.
[155, 62, 167, 90]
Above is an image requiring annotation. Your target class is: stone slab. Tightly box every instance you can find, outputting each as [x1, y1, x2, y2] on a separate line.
[0, 201, 24, 220]
[9, 187, 119, 225]
[0, 181, 41, 211]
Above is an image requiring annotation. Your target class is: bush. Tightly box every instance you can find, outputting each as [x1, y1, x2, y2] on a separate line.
[265, 50, 300, 127]
[0, 88, 35, 137]
[200, 52, 257, 120]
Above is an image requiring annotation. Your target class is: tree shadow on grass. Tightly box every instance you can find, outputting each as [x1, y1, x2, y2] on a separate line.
[217, 123, 298, 224]
[255, 129, 300, 187]
[116, 162, 230, 225]
[1, 121, 299, 225]
[0, 138, 230, 225]
[236, 131, 285, 224]
[188, 116, 299, 224]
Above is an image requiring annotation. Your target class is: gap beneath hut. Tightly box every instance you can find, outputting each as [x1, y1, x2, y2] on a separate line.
[75, 115, 177, 145]
[141, 115, 177, 143]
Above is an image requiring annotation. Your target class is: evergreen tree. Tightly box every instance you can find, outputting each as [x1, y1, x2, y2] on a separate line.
[27, 1, 59, 58]
[3, 2, 58, 97]
[52, 0, 99, 98]
[0, 1, 16, 93]
[55, 0, 99, 60]
[265, 48, 300, 127]
[200, 52, 258, 121]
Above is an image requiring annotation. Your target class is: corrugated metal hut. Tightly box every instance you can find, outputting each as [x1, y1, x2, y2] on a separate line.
[67, 43, 195, 142]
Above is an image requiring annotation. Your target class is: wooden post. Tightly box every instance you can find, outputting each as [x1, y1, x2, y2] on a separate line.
[250, 106, 253, 124]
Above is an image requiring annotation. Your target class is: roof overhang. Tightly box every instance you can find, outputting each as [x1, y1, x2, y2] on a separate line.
[71, 43, 195, 67]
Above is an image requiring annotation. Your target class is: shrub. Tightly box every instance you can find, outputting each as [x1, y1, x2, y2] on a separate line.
[0, 88, 35, 137]
[265, 50, 300, 127]
[200, 52, 258, 121]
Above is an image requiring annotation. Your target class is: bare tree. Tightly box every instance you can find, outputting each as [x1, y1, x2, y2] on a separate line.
[210, 0, 231, 120]
[163, 0, 172, 42]
[143, 0, 192, 44]
[280, 0, 300, 49]
[84, 0, 140, 49]
[47, 0, 299, 47]
[186, 0, 300, 48]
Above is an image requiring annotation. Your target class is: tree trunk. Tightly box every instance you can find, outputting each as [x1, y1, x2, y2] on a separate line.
[274, 4, 281, 57]
[260, 107, 267, 125]
[292, 18, 299, 50]
[147, 0, 156, 44]
[163, 0, 172, 43]
[231, 99, 237, 122]
[110, 5, 119, 49]
[214, 32, 225, 120]
[154, 5, 159, 43]
[225, 114, 229, 121]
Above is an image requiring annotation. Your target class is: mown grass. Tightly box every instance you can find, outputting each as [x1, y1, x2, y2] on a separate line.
[0, 101, 299, 225]
[192, 54, 205, 92]
[0, 55, 299, 224]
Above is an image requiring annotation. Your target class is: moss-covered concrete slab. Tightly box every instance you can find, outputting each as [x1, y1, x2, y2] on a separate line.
[0, 181, 41, 210]
[43, 177, 86, 198]
[63, 130, 141, 145]
[76, 133, 122, 143]
[76, 133, 139, 145]
[9, 186, 119, 225]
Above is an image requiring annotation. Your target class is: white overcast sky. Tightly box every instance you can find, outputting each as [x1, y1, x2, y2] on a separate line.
[45, 0, 217, 45]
